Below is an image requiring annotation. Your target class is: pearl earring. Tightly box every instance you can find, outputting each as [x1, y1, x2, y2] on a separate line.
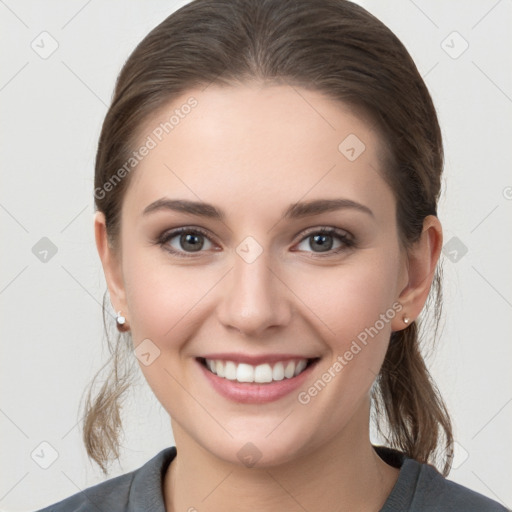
[403, 315, 410, 325]
[116, 311, 128, 332]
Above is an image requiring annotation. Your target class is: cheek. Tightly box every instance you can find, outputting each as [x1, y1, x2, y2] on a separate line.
[290, 251, 401, 370]
[120, 248, 216, 408]
[287, 252, 402, 424]
[121, 240, 218, 340]
[300, 253, 399, 328]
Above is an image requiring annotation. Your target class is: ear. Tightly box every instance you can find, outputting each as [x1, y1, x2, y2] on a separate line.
[94, 211, 128, 317]
[391, 215, 443, 331]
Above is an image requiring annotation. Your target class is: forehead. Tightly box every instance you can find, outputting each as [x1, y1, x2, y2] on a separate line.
[124, 83, 394, 221]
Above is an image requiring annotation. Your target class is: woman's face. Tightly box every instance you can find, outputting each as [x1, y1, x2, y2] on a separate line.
[103, 83, 411, 466]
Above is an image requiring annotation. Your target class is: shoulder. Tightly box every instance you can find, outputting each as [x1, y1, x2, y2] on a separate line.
[34, 471, 134, 512]
[412, 461, 509, 512]
[375, 446, 508, 512]
[34, 447, 177, 512]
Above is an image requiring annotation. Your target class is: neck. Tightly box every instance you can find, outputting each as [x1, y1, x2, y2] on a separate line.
[164, 405, 399, 512]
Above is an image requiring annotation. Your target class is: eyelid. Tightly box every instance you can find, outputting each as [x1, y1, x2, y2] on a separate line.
[297, 225, 353, 241]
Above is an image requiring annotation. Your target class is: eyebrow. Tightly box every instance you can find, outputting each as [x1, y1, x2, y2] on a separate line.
[142, 197, 374, 220]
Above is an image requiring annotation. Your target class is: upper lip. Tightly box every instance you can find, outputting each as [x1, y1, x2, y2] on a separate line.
[198, 353, 320, 365]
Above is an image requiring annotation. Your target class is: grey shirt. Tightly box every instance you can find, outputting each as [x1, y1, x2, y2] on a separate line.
[35, 445, 508, 511]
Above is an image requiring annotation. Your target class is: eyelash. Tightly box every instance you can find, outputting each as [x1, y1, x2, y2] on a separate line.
[156, 226, 355, 259]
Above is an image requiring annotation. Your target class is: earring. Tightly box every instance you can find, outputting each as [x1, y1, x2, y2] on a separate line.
[116, 311, 129, 332]
[403, 315, 410, 325]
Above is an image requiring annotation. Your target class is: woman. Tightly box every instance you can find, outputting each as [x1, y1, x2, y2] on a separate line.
[36, 0, 507, 510]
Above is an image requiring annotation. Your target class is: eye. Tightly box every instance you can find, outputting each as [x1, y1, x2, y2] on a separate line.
[157, 227, 216, 258]
[156, 226, 355, 259]
[294, 227, 354, 256]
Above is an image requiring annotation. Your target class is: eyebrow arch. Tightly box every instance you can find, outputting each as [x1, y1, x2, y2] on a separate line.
[284, 198, 374, 219]
[142, 197, 374, 220]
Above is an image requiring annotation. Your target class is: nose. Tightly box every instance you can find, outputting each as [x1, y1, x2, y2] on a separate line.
[216, 249, 292, 338]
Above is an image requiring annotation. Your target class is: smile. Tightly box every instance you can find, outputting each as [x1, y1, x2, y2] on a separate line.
[200, 357, 313, 384]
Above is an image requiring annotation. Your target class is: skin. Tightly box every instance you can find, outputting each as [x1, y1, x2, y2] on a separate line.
[95, 83, 442, 512]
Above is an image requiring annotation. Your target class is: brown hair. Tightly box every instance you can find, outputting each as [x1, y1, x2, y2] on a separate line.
[83, 0, 453, 475]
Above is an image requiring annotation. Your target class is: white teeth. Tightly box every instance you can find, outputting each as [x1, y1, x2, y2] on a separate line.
[284, 361, 295, 379]
[216, 360, 225, 378]
[254, 363, 273, 383]
[236, 363, 254, 382]
[203, 358, 310, 383]
[272, 362, 285, 381]
[224, 361, 237, 380]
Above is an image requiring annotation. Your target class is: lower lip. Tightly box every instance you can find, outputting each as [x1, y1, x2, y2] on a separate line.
[197, 358, 319, 404]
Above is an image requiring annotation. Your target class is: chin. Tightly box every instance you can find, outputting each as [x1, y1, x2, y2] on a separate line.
[196, 426, 315, 469]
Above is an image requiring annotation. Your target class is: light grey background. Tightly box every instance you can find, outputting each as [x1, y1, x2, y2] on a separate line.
[1, 1, 511, 510]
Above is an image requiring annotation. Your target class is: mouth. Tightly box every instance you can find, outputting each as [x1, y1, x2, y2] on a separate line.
[196, 355, 321, 403]
[197, 356, 320, 384]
